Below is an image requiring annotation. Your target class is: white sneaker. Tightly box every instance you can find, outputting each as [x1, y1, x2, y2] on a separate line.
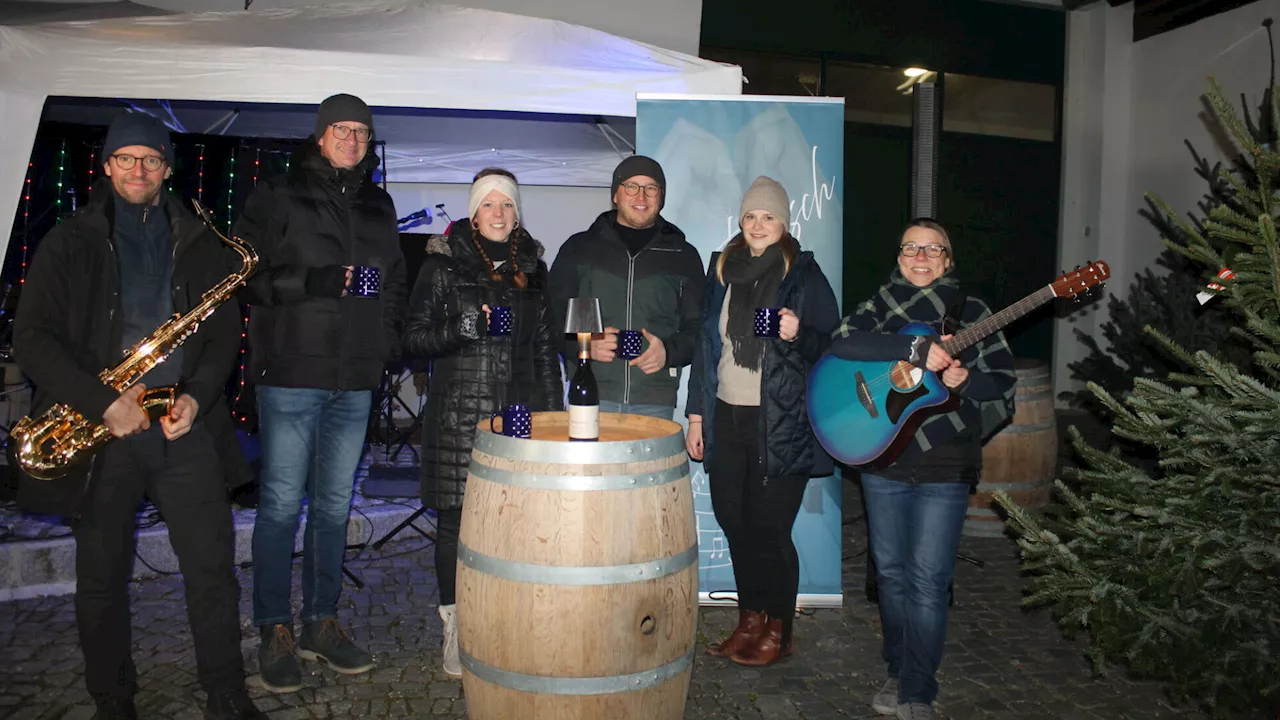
[438, 604, 462, 678]
[872, 677, 899, 715]
[896, 702, 934, 720]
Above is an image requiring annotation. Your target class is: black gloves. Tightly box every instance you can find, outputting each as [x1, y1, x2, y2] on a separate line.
[305, 265, 349, 298]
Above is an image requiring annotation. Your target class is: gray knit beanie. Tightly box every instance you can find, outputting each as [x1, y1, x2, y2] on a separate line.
[739, 176, 790, 230]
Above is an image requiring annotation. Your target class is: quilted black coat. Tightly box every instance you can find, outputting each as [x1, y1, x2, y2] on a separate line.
[403, 223, 564, 510]
[686, 246, 841, 479]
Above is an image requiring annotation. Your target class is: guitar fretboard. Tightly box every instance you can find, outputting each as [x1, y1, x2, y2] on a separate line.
[940, 285, 1056, 356]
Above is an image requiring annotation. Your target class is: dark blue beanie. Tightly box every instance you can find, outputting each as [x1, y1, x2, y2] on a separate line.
[102, 112, 174, 167]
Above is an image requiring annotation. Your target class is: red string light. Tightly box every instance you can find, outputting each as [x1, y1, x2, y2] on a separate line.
[20, 161, 32, 284]
[196, 144, 205, 204]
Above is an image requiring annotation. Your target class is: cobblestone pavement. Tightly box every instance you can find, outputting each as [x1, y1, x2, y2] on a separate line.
[1, 487, 1203, 720]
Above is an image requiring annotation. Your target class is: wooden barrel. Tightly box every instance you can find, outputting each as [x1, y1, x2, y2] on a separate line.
[457, 411, 697, 719]
[965, 359, 1057, 538]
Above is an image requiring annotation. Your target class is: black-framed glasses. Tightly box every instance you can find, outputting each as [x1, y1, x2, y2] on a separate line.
[329, 123, 372, 142]
[110, 154, 166, 172]
[621, 182, 661, 199]
[900, 243, 948, 258]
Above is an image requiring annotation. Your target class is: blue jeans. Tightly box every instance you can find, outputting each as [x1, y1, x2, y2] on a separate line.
[600, 400, 673, 420]
[252, 387, 373, 626]
[861, 473, 969, 705]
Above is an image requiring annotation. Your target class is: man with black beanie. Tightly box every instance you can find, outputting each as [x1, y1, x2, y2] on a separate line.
[235, 93, 405, 692]
[548, 155, 704, 418]
[12, 111, 263, 719]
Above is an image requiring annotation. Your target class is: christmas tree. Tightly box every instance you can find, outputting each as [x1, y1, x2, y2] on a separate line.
[995, 76, 1280, 717]
[1060, 143, 1250, 417]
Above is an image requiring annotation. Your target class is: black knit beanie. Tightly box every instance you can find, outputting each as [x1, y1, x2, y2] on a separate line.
[611, 155, 666, 209]
[102, 112, 174, 167]
[314, 93, 374, 140]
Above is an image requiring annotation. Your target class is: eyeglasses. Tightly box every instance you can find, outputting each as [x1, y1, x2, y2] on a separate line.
[329, 124, 372, 142]
[621, 182, 661, 199]
[900, 243, 948, 259]
[110, 154, 166, 172]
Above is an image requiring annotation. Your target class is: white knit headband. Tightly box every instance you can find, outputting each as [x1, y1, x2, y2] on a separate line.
[468, 175, 521, 222]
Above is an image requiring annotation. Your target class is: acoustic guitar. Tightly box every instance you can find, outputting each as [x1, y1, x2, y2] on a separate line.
[806, 261, 1110, 468]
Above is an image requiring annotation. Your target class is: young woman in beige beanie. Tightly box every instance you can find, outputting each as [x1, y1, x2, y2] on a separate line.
[685, 176, 840, 666]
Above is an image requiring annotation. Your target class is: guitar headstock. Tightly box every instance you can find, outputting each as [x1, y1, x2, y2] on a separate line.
[1051, 260, 1110, 299]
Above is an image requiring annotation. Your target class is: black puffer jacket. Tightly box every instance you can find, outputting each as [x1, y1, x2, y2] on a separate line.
[234, 140, 406, 390]
[687, 247, 841, 479]
[404, 223, 564, 510]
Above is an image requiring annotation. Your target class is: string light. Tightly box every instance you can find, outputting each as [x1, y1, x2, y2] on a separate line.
[87, 146, 96, 197]
[55, 140, 66, 223]
[20, 161, 32, 284]
[232, 150, 260, 424]
[197, 143, 206, 204]
[225, 152, 236, 233]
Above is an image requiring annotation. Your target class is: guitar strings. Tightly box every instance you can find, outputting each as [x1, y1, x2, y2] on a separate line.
[839, 287, 1055, 398]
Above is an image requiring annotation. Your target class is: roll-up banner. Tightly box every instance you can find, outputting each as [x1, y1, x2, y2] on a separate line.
[636, 94, 845, 607]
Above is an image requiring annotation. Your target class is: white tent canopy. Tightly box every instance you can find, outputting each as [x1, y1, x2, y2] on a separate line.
[0, 0, 741, 251]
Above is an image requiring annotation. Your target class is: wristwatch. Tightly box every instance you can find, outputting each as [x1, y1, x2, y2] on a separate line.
[907, 336, 932, 368]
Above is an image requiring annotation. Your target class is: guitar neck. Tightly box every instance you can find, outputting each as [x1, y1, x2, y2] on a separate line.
[940, 285, 1056, 356]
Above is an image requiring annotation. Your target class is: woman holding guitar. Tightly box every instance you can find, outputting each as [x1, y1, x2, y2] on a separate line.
[829, 219, 1015, 720]
[685, 176, 840, 667]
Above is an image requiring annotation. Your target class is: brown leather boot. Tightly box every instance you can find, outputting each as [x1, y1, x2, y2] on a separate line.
[729, 613, 793, 666]
[706, 609, 766, 658]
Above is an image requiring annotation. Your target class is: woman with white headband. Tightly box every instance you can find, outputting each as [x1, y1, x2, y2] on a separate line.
[402, 168, 564, 678]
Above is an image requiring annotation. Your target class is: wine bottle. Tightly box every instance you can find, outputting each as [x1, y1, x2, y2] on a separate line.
[568, 348, 599, 441]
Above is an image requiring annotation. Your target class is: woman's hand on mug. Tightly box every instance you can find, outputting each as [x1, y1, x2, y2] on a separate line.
[686, 415, 704, 460]
[778, 308, 800, 342]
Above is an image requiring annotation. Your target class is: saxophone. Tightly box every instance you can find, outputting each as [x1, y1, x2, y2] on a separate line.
[10, 199, 259, 480]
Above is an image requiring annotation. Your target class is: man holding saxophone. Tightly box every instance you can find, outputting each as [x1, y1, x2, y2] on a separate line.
[11, 112, 264, 720]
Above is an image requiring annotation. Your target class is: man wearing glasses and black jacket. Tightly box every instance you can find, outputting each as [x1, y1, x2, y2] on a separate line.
[548, 156, 704, 419]
[234, 93, 406, 693]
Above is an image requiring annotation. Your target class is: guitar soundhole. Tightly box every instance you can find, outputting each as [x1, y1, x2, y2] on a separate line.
[889, 361, 920, 390]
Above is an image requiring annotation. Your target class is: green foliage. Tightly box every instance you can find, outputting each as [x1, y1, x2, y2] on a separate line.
[1061, 140, 1251, 415]
[996, 78, 1280, 717]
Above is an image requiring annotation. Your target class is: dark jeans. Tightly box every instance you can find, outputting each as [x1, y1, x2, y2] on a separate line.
[861, 472, 968, 705]
[434, 508, 462, 605]
[708, 399, 808, 618]
[72, 426, 244, 701]
[252, 387, 372, 626]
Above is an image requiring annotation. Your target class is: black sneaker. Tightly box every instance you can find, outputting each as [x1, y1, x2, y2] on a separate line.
[298, 618, 374, 674]
[204, 687, 267, 720]
[94, 697, 138, 720]
[257, 624, 303, 693]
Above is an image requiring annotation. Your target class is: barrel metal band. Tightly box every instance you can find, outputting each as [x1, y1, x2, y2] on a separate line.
[474, 429, 685, 465]
[468, 461, 687, 491]
[975, 479, 1054, 490]
[1015, 390, 1053, 404]
[996, 419, 1056, 435]
[459, 542, 698, 586]
[459, 647, 694, 695]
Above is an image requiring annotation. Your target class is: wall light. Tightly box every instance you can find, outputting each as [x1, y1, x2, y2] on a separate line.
[903, 67, 929, 78]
